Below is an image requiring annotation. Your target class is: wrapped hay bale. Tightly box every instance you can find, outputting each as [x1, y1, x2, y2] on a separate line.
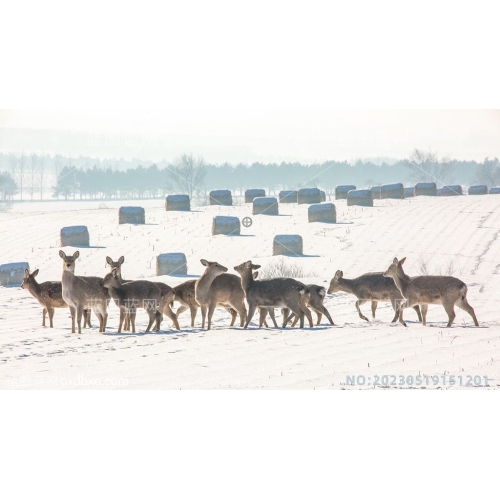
[489, 187, 500, 194]
[165, 194, 190, 211]
[335, 185, 356, 200]
[279, 190, 298, 203]
[119, 206, 145, 224]
[0, 262, 29, 286]
[404, 187, 415, 198]
[371, 186, 382, 199]
[468, 185, 488, 195]
[245, 189, 266, 203]
[440, 185, 463, 196]
[60, 226, 90, 247]
[414, 182, 437, 196]
[156, 253, 187, 276]
[253, 197, 278, 215]
[381, 183, 404, 199]
[347, 189, 373, 207]
[209, 190, 232, 206]
[212, 216, 240, 236]
[308, 203, 336, 223]
[273, 235, 303, 256]
[297, 188, 321, 204]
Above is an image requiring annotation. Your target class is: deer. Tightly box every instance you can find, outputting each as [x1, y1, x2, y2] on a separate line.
[383, 257, 479, 327]
[101, 268, 163, 333]
[283, 284, 334, 327]
[327, 270, 422, 324]
[233, 260, 313, 329]
[194, 259, 248, 330]
[59, 250, 109, 334]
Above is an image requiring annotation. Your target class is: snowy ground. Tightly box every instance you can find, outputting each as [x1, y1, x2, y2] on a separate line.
[1, 194, 499, 389]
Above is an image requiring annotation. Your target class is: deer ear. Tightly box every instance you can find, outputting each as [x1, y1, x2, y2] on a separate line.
[59, 250, 66, 259]
[118, 256, 125, 265]
[106, 256, 113, 265]
[33, 269, 39, 277]
[392, 257, 399, 265]
[334, 270, 343, 280]
[73, 251, 80, 259]
[399, 257, 406, 266]
[252, 264, 261, 270]
[200, 259, 209, 267]
[252, 271, 259, 279]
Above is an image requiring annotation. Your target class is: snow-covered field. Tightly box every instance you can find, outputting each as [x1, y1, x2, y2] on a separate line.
[1, 194, 499, 389]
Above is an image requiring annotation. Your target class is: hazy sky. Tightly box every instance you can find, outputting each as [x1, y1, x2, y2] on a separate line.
[1, 109, 499, 164]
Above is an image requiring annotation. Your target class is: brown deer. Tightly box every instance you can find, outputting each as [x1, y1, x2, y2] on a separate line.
[59, 250, 108, 333]
[194, 259, 248, 330]
[233, 260, 313, 329]
[328, 270, 422, 323]
[383, 257, 479, 327]
[284, 284, 334, 327]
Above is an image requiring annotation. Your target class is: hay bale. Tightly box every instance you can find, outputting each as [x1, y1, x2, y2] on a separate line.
[381, 183, 404, 199]
[347, 189, 373, 207]
[404, 187, 415, 198]
[245, 189, 266, 203]
[414, 182, 437, 196]
[273, 235, 303, 256]
[0, 262, 29, 286]
[440, 185, 463, 196]
[279, 190, 298, 203]
[212, 216, 240, 236]
[489, 187, 500, 194]
[253, 197, 278, 215]
[119, 206, 145, 224]
[165, 194, 190, 211]
[308, 203, 336, 223]
[335, 185, 356, 200]
[209, 190, 232, 206]
[371, 186, 382, 199]
[156, 253, 187, 276]
[60, 226, 90, 247]
[468, 185, 488, 195]
[297, 188, 321, 204]
[319, 190, 326, 202]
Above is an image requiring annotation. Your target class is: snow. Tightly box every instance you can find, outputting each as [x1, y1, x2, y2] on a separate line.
[1, 195, 500, 389]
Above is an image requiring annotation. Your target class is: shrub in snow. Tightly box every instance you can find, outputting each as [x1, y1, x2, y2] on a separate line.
[440, 185, 463, 196]
[381, 183, 404, 200]
[371, 186, 382, 199]
[468, 185, 488, 195]
[156, 253, 187, 276]
[308, 203, 336, 223]
[297, 188, 321, 204]
[0, 262, 29, 286]
[335, 185, 356, 200]
[165, 194, 190, 211]
[119, 206, 145, 224]
[60, 226, 90, 247]
[245, 189, 266, 203]
[252, 197, 278, 215]
[347, 189, 373, 207]
[404, 187, 415, 198]
[212, 216, 240, 236]
[489, 187, 500, 194]
[209, 190, 232, 206]
[279, 190, 298, 203]
[414, 182, 437, 196]
[273, 235, 303, 256]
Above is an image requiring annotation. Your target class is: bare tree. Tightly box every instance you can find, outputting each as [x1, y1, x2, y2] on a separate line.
[167, 153, 207, 199]
[474, 157, 500, 186]
[39, 154, 46, 200]
[406, 148, 453, 184]
[28, 153, 39, 200]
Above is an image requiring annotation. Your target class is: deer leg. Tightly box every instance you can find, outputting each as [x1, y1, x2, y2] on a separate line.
[224, 307, 237, 327]
[207, 303, 217, 330]
[190, 305, 198, 327]
[130, 309, 137, 333]
[355, 300, 370, 322]
[76, 304, 84, 334]
[420, 304, 428, 326]
[200, 305, 208, 329]
[258, 308, 268, 328]
[42, 307, 47, 327]
[398, 301, 407, 327]
[69, 305, 76, 333]
[84, 309, 92, 328]
[298, 303, 313, 328]
[118, 309, 125, 333]
[145, 309, 156, 332]
[230, 302, 247, 327]
[154, 310, 163, 331]
[287, 304, 306, 328]
[442, 301, 456, 327]
[315, 305, 334, 325]
[245, 303, 257, 329]
[456, 298, 479, 327]
[371, 300, 377, 319]
[163, 304, 180, 330]
[48, 307, 55, 328]
[390, 298, 400, 323]
[413, 305, 423, 322]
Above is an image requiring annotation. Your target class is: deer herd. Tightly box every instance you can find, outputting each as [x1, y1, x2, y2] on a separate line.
[20, 252, 479, 334]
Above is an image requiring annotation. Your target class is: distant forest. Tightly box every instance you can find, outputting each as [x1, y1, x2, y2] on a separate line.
[0, 151, 499, 202]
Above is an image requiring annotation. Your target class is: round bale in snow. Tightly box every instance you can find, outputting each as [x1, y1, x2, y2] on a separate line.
[308, 203, 336, 223]
[440, 185, 463, 196]
[245, 189, 266, 203]
[371, 186, 382, 199]
[165, 194, 190, 211]
[0, 262, 29, 286]
[489, 187, 500, 194]
[381, 183, 404, 199]
[273, 235, 303, 256]
[212, 216, 240, 236]
[156, 253, 187, 276]
[347, 189, 373, 207]
[209, 190, 232, 206]
[119, 206, 145, 224]
[297, 188, 321, 204]
[404, 187, 415, 198]
[335, 185, 356, 200]
[414, 182, 437, 196]
[279, 190, 298, 203]
[468, 185, 488, 195]
[253, 197, 278, 215]
[60, 226, 90, 247]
